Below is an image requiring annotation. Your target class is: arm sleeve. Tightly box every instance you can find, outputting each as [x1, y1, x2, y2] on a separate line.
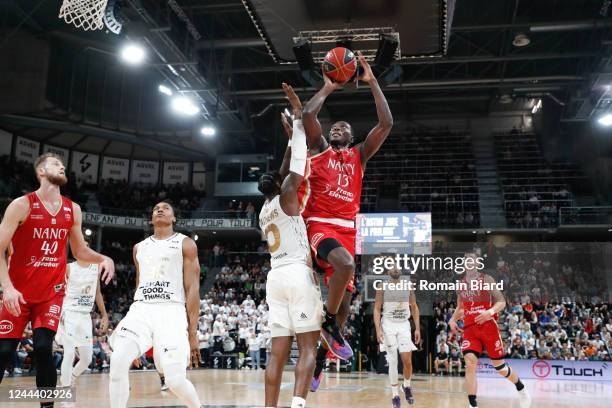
[289, 119, 307, 176]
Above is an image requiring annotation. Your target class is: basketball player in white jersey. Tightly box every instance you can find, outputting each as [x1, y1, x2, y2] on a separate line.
[108, 201, 201, 408]
[373, 258, 420, 408]
[260, 83, 323, 408]
[56, 254, 109, 388]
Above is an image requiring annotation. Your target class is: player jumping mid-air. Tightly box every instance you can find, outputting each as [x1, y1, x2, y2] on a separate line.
[108, 201, 201, 408]
[281, 51, 393, 390]
[449, 251, 531, 408]
[373, 258, 420, 407]
[0, 153, 114, 408]
[259, 83, 323, 408]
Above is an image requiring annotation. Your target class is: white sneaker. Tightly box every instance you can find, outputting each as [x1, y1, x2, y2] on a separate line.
[14, 368, 22, 374]
[518, 388, 531, 408]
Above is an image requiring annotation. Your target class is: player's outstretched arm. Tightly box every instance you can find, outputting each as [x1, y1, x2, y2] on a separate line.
[474, 275, 506, 325]
[69, 203, 115, 284]
[355, 52, 393, 165]
[0, 197, 29, 316]
[409, 290, 421, 344]
[279, 83, 301, 178]
[279, 116, 307, 216]
[183, 237, 201, 367]
[373, 288, 384, 344]
[303, 69, 344, 150]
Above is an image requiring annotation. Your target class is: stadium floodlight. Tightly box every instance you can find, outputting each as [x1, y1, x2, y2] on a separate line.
[158, 85, 173, 96]
[200, 126, 216, 137]
[598, 114, 612, 126]
[171, 96, 200, 116]
[120, 43, 146, 65]
[85, 228, 93, 237]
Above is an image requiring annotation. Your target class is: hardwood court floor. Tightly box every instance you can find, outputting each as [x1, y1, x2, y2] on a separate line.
[2, 369, 611, 407]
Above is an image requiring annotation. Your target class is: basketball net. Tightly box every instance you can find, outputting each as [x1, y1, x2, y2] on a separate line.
[59, 0, 109, 31]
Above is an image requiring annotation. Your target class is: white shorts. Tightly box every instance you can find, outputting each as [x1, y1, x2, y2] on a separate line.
[56, 310, 92, 347]
[266, 263, 323, 338]
[109, 302, 189, 369]
[382, 318, 417, 353]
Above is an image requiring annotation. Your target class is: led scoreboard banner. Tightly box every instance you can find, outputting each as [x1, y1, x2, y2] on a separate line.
[355, 213, 432, 255]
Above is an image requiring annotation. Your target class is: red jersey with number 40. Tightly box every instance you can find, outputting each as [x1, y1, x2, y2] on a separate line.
[458, 273, 499, 329]
[298, 146, 363, 221]
[9, 192, 74, 303]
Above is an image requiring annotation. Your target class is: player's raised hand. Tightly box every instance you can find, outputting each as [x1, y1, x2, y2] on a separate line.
[355, 51, 375, 83]
[321, 64, 347, 92]
[282, 82, 302, 118]
[99, 255, 115, 285]
[2, 286, 26, 316]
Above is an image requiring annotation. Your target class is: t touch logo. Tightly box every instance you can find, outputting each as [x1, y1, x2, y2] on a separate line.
[532, 360, 551, 378]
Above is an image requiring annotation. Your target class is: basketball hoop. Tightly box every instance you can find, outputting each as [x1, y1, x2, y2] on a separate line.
[59, 0, 109, 31]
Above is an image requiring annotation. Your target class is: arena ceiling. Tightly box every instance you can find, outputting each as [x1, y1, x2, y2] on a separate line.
[0, 0, 610, 160]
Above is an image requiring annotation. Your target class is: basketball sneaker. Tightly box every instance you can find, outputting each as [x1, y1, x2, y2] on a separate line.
[320, 323, 353, 360]
[310, 372, 324, 392]
[518, 388, 531, 408]
[403, 386, 414, 405]
[160, 376, 169, 392]
[392, 396, 401, 408]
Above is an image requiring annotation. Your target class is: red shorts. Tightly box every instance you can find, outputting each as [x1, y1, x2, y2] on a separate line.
[306, 220, 356, 293]
[461, 319, 505, 360]
[0, 294, 63, 338]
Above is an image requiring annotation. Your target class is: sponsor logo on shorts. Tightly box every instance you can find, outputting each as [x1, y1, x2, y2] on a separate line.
[54, 284, 64, 293]
[298, 312, 309, 321]
[461, 340, 471, 350]
[49, 304, 61, 315]
[48, 319, 55, 326]
[495, 340, 502, 350]
[311, 233, 325, 248]
[0, 320, 14, 334]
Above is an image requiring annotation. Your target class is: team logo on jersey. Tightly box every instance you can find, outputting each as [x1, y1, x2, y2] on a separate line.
[33, 202, 40, 208]
[311, 233, 325, 247]
[461, 340, 471, 350]
[0, 320, 14, 334]
[64, 213, 71, 220]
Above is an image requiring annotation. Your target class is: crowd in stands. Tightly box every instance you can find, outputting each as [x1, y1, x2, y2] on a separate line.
[434, 300, 612, 375]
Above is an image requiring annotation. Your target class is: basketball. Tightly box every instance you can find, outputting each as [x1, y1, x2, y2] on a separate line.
[323, 47, 357, 83]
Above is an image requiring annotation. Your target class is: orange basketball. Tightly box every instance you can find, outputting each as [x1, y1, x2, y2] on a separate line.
[323, 47, 357, 83]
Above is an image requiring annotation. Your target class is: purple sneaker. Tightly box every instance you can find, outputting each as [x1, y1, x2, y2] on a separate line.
[320, 325, 353, 360]
[392, 396, 401, 408]
[310, 372, 323, 392]
[403, 386, 414, 405]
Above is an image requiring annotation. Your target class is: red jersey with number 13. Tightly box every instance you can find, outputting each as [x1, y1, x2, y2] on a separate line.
[9, 192, 74, 303]
[298, 146, 363, 221]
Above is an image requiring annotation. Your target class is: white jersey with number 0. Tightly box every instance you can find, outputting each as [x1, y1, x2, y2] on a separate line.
[62, 262, 99, 313]
[133, 232, 186, 304]
[259, 196, 311, 269]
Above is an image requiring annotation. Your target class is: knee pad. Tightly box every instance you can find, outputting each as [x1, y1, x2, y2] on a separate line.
[494, 363, 511, 378]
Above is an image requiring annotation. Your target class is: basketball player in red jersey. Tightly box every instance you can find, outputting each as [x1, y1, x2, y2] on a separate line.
[280, 51, 392, 387]
[449, 252, 531, 408]
[0, 153, 114, 405]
